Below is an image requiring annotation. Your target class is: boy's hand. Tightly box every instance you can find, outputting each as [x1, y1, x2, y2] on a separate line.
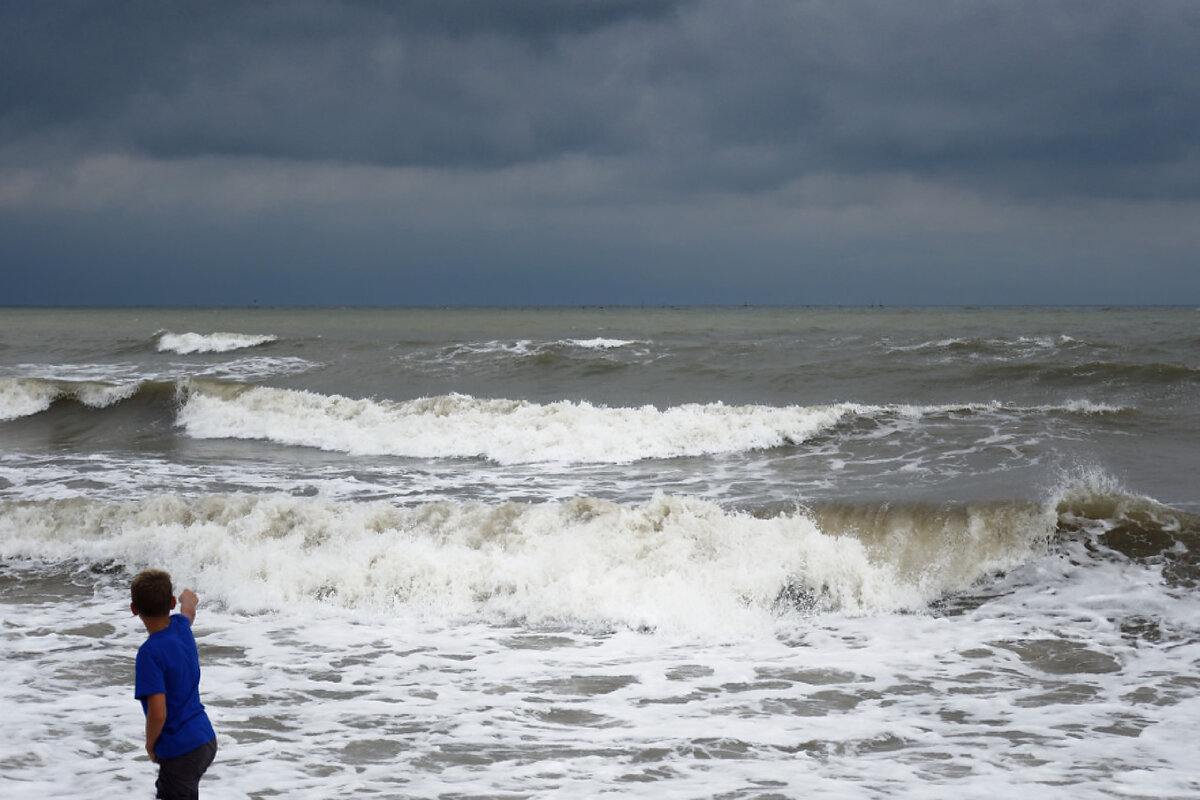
[179, 589, 199, 624]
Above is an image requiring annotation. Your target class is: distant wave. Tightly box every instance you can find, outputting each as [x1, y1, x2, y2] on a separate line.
[971, 359, 1200, 388]
[156, 331, 278, 354]
[0, 371, 288, 423]
[883, 334, 1085, 360]
[403, 337, 652, 369]
[566, 337, 641, 349]
[177, 387, 856, 464]
[0, 376, 143, 421]
[0, 358, 315, 422]
[191, 356, 318, 380]
[0, 376, 1135, 455]
[172, 386, 1133, 465]
[892, 399, 1128, 417]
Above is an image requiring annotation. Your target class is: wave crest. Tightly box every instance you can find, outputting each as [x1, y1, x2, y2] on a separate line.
[177, 388, 856, 464]
[0, 377, 143, 421]
[156, 331, 278, 354]
[0, 492, 1053, 631]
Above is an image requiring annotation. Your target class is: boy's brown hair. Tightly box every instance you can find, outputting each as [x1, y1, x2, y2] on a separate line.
[131, 569, 174, 617]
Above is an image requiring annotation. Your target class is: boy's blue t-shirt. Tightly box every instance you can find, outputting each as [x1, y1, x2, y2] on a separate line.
[135, 614, 216, 760]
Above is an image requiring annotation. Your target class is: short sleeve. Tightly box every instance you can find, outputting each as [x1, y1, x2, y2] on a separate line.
[134, 644, 166, 700]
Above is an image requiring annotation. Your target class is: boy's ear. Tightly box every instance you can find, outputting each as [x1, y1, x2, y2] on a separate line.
[171, 596, 177, 610]
[131, 602, 139, 616]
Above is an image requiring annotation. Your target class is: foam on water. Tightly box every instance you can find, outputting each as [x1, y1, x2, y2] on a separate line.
[177, 387, 860, 464]
[0, 377, 142, 421]
[3, 529, 1199, 799]
[0, 356, 321, 422]
[156, 331, 279, 354]
[189, 356, 320, 380]
[393, 337, 657, 376]
[175, 386, 1129, 465]
[883, 333, 1082, 359]
[0, 362, 146, 382]
[0, 378, 60, 421]
[567, 337, 640, 349]
[0, 492, 1055, 634]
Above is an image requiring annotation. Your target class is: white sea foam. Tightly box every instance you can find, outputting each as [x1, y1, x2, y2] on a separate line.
[0, 357, 315, 422]
[567, 337, 640, 349]
[886, 337, 970, 353]
[892, 399, 1130, 418]
[5, 582, 1200, 799]
[71, 381, 141, 408]
[175, 387, 1131, 465]
[0, 377, 141, 421]
[885, 334, 1080, 359]
[428, 337, 647, 362]
[0, 492, 1051, 632]
[0, 377, 58, 421]
[156, 331, 278, 354]
[0, 362, 144, 382]
[1059, 399, 1126, 414]
[439, 339, 538, 359]
[2, 486, 1192, 799]
[2, 356, 316, 392]
[190, 356, 319, 381]
[177, 388, 857, 464]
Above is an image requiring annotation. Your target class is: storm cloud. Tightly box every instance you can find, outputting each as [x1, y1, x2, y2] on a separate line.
[2, 0, 1199, 305]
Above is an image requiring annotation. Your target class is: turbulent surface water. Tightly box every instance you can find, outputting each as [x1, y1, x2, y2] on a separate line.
[1, 306, 1198, 798]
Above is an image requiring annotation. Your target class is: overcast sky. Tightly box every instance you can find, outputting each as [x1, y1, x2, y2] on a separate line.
[2, 0, 1198, 306]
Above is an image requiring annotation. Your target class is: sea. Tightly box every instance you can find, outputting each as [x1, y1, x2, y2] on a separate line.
[1, 306, 1198, 799]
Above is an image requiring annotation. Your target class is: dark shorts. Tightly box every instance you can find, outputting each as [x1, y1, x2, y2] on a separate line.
[156, 737, 217, 800]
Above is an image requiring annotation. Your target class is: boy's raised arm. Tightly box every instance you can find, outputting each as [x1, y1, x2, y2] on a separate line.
[179, 589, 199, 624]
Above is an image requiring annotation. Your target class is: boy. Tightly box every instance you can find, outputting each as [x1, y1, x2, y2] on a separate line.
[131, 569, 217, 799]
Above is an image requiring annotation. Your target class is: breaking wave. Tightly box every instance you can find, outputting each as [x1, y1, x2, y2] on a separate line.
[6, 479, 1188, 632]
[1, 376, 1133, 463]
[174, 386, 1132, 465]
[176, 387, 859, 464]
[0, 376, 143, 422]
[0, 491, 1059, 631]
[156, 331, 278, 354]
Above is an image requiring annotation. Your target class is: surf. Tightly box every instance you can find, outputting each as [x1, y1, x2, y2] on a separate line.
[175, 387, 861, 464]
[170, 384, 1134, 465]
[0, 489, 1075, 633]
[155, 330, 278, 354]
[0, 376, 148, 422]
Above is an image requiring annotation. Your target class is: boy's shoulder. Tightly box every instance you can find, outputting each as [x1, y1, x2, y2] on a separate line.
[138, 615, 194, 649]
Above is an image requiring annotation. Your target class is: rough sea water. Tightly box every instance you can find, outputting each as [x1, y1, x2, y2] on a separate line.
[1, 306, 1198, 799]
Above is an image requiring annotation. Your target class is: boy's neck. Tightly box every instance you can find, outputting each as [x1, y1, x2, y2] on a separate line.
[141, 614, 172, 635]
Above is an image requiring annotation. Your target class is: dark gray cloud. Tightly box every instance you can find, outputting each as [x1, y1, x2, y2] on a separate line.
[2, 1, 1199, 305]
[5, 0, 1198, 197]
[2, 0, 685, 167]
